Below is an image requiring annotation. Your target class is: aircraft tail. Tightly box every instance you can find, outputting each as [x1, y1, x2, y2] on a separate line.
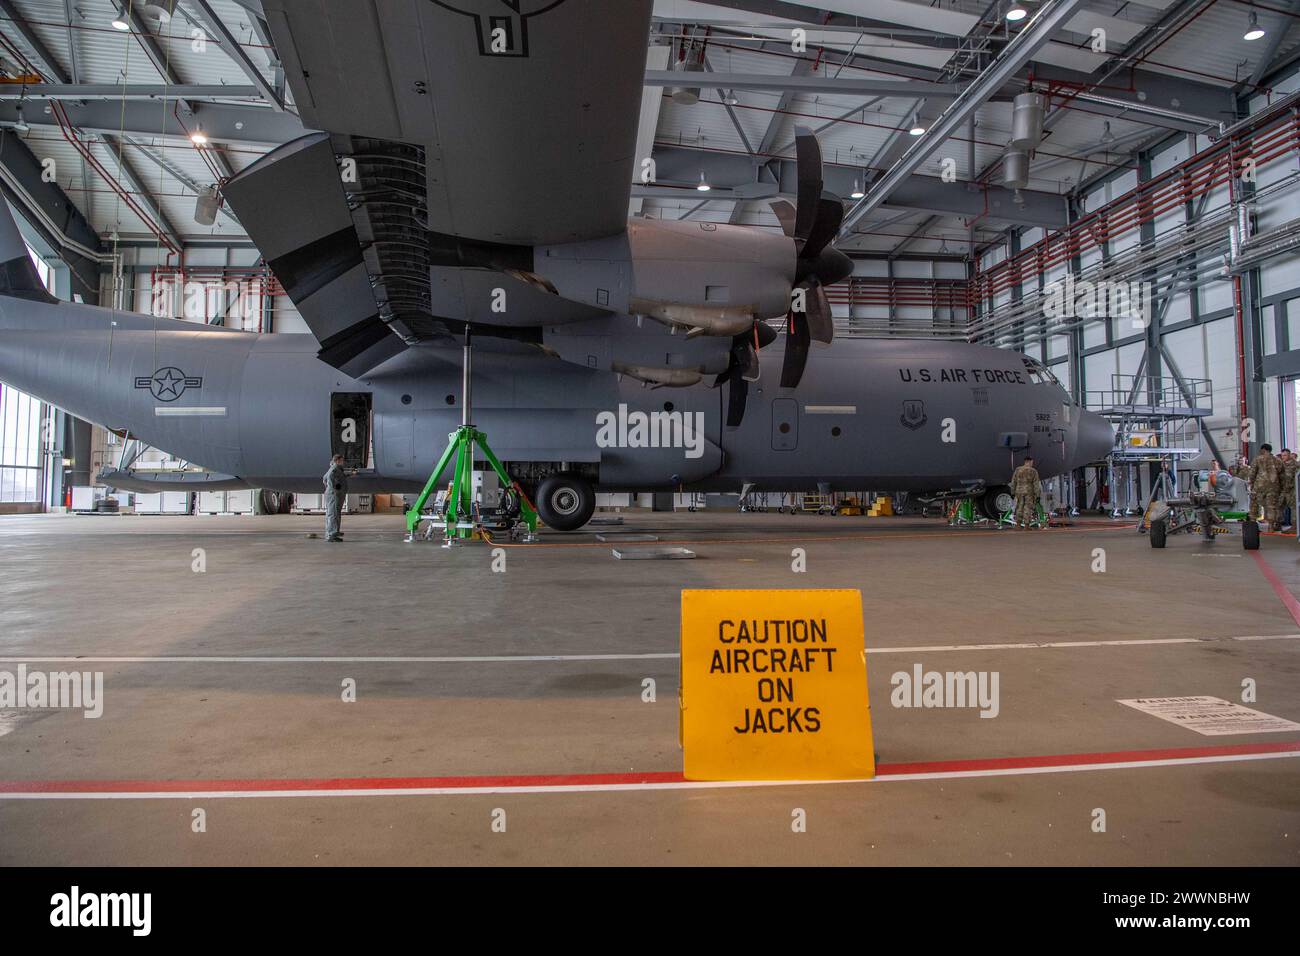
[0, 196, 58, 304]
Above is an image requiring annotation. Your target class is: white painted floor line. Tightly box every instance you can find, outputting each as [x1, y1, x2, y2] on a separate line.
[875, 750, 1300, 782]
[3, 750, 1296, 800]
[868, 637, 1203, 653]
[2, 634, 1295, 665]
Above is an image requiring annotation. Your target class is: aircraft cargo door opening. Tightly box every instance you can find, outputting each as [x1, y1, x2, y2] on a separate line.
[330, 392, 373, 470]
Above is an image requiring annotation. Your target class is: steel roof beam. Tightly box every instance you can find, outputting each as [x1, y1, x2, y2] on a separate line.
[98, 134, 184, 249]
[644, 71, 960, 97]
[0, 84, 264, 101]
[122, 135, 241, 226]
[841, 0, 1091, 235]
[0, 99, 304, 146]
[645, 144, 1068, 228]
[183, 0, 286, 111]
[0, 0, 71, 82]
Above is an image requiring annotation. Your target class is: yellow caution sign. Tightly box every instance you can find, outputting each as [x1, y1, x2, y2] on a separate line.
[680, 589, 874, 781]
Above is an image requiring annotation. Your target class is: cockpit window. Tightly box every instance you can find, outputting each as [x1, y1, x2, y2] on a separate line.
[1023, 357, 1073, 402]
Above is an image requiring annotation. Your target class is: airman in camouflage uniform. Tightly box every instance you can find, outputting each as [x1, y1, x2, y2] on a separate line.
[1281, 449, 1298, 530]
[1011, 456, 1042, 528]
[1248, 443, 1284, 527]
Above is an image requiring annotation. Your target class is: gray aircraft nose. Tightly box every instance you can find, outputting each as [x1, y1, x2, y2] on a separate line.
[1074, 410, 1115, 467]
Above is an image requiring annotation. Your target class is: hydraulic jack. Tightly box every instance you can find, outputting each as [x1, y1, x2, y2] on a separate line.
[404, 329, 539, 545]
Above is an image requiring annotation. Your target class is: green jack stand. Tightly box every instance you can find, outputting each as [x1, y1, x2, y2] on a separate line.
[1000, 501, 1047, 528]
[950, 497, 980, 525]
[403, 329, 539, 546]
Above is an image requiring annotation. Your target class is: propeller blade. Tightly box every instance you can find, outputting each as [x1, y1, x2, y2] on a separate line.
[780, 311, 811, 389]
[801, 195, 844, 263]
[793, 127, 823, 245]
[739, 338, 761, 382]
[727, 368, 749, 427]
[805, 280, 835, 345]
[769, 200, 797, 239]
[754, 319, 779, 349]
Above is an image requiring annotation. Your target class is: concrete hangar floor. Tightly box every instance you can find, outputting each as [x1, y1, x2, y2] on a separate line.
[0, 510, 1296, 866]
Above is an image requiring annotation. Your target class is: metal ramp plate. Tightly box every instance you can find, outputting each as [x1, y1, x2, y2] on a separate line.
[612, 547, 696, 560]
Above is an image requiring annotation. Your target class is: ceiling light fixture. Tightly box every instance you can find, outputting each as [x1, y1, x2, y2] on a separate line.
[1005, 2, 1028, 22]
[1100, 121, 1115, 145]
[909, 119, 927, 136]
[850, 179, 865, 200]
[189, 125, 208, 145]
[111, 5, 130, 30]
[13, 104, 29, 133]
[1244, 12, 1265, 41]
[696, 171, 711, 192]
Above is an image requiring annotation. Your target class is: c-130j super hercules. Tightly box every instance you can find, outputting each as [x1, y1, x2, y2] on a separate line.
[0, 0, 1113, 532]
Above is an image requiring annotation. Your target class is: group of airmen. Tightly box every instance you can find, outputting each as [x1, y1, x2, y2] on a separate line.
[1007, 442, 1300, 532]
[1233, 444, 1299, 530]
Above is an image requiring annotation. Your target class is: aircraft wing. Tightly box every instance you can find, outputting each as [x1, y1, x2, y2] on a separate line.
[262, 0, 654, 246]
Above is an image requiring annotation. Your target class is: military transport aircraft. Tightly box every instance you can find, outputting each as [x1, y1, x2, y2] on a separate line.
[0, 0, 1114, 531]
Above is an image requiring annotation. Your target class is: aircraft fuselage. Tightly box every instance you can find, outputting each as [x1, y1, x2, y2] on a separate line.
[0, 299, 1113, 496]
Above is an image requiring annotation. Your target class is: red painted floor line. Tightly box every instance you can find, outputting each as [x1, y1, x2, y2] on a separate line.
[1250, 550, 1300, 628]
[2, 741, 1296, 794]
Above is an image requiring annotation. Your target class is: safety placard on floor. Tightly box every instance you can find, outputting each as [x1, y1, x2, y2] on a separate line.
[680, 589, 874, 781]
[1118, 696, 1300, 736]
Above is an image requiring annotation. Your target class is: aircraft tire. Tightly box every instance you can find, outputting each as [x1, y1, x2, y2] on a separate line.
[979, 485, 1013, 522]
[1243, 520, 1260, 551]
[1150, 518, 1167, 549]
[536, 474, 596, 532]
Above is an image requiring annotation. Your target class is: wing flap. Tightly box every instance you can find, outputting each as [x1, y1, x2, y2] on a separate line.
[222, 133, 409, 375]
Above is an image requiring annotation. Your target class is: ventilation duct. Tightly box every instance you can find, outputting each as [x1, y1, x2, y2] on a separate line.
[1003, 149, 1030, 189]
[669, 39, 705, 105]
[1010, 92, 1046, 149]
[194, 185, 220, 226]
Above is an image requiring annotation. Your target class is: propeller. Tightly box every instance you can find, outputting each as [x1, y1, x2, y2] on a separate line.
[718, 128, 851, 426]
[717, 321, 777, 428]
[772, 127, 854, 389]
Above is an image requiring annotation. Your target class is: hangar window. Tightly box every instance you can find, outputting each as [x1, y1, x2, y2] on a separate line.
[0, 384, 44, 506]
[1, 246, 55, 508]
